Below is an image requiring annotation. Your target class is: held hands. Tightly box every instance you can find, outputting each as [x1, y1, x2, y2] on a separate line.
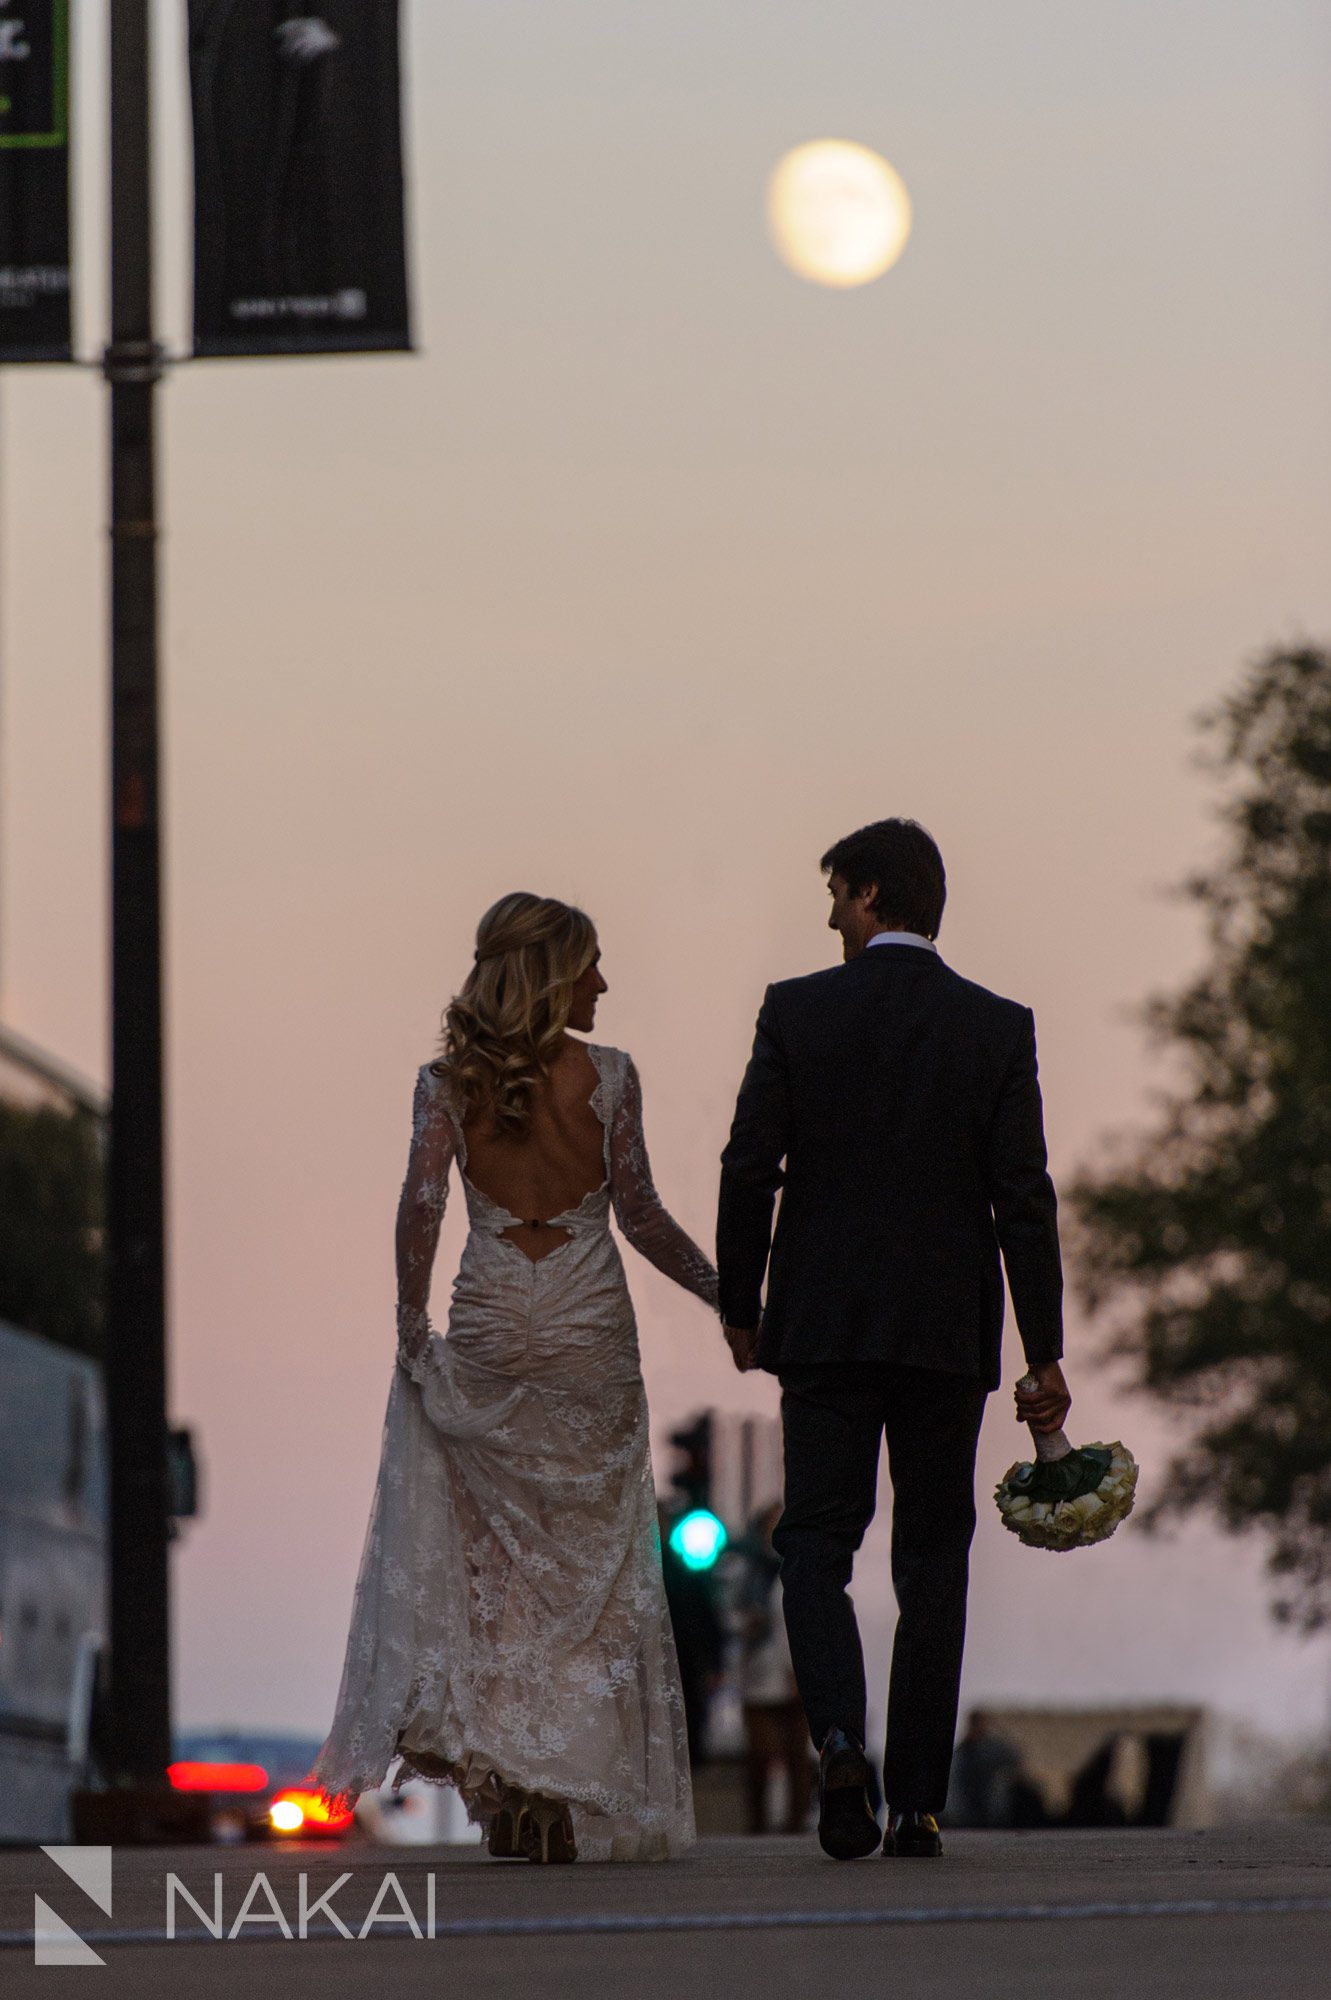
[1014, 1360, 1071, 1435]
[723, 1323, 761, 1373]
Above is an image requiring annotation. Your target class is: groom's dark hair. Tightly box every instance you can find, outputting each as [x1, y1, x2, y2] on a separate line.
[820, 819, 947, 939]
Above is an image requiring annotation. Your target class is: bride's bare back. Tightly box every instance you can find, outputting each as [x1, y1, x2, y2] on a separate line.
[462, 1040, 607, 1260]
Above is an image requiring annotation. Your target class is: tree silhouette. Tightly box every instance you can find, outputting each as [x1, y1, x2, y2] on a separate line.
[1073, 644, 1331, 1627]
[0, 1097, 104, 1359]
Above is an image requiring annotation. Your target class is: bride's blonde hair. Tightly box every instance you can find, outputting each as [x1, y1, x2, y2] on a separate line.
[434, 893, 599, 1136]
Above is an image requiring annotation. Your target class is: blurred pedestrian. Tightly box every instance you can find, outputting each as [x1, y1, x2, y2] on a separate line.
[947, 1709, 1023, 1827]
[736, 1502, 814, 1833]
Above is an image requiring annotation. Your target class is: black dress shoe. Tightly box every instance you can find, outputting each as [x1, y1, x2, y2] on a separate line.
[883, 1810, 942, 1858]
[816, 1728, 881, 1860]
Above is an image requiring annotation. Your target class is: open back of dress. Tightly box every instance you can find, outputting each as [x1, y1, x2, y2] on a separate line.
[459, 1041, 611, 1263]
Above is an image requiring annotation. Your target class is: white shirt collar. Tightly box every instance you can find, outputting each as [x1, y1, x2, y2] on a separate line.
[865, 930, 938, 953]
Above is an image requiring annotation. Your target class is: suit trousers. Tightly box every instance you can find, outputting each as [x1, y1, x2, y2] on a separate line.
[773, 1362, 988, 1814]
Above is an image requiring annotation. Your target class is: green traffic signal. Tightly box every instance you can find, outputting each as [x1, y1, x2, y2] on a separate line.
[668, 1508, 728, 1572]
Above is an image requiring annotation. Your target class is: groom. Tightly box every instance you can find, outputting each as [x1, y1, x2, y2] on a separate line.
[717, 818, 1070, 1860]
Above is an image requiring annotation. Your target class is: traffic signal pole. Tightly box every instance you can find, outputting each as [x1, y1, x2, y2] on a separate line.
[102, 0, 172, 1794]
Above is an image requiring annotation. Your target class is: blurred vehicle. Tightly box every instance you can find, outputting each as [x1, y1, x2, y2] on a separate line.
[169, 1736, 485, 1844]
[170, 1730, 349, 1841]
[0, 1317, 106, 1842]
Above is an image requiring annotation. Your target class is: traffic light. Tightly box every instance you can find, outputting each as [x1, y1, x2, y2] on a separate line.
[665, 1412, 726, 1571]
[668, 1507, 727, 1572]
[668, 1412, 713, 1509]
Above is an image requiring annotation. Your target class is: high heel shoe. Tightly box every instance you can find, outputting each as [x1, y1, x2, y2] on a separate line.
[486, 1795, 531, 1859]
[523, 1794, 577, 1864]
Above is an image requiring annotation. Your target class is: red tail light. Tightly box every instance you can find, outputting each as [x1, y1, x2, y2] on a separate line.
[168, 1761, 269, 1793]
[269, 1788, 354, 1834]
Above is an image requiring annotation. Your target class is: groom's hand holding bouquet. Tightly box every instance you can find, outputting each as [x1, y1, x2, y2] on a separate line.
[999, 1359, 1138, 1551]
[1014, 1360, 1071, 1434]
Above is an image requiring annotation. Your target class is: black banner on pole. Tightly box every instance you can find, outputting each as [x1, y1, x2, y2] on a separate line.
[0, 0, 73, 363]
[189, 1, 411, 357]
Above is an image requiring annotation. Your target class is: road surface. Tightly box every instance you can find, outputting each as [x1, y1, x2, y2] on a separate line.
[2, 1822, 1329, 1998]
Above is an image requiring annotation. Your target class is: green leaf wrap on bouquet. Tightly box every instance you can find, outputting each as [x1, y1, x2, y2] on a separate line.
[995, 1442, 1138, 1552]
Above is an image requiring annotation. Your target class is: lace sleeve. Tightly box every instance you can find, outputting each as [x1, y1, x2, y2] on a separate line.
[395, 1065, 457, 1372]
[608, 1055, 720, 1310]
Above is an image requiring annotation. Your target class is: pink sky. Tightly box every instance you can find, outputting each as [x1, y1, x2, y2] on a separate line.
[3, 0, 1331, 1743]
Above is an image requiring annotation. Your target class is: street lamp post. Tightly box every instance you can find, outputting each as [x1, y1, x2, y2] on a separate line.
[70, 0, 408, 1839]
[102, 0, 171, 1798]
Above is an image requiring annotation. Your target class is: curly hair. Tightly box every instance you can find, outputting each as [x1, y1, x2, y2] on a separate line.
[433, 893, 599, 1136]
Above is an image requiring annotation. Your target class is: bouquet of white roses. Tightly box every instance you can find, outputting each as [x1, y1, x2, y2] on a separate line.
[995, 1373, 1138, 1552]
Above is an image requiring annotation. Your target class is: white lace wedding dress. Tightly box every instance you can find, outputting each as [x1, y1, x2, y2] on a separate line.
[312, 1044, 719, 1860]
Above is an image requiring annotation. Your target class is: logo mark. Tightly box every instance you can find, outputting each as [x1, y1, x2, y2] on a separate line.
[34, 1847, 112, 1968]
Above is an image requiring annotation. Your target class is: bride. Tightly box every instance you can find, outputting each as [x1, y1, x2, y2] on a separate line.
[313, 893, 720, 1861]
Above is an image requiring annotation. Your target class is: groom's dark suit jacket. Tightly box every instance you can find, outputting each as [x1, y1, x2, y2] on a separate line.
[717, 944, 1063, 1388]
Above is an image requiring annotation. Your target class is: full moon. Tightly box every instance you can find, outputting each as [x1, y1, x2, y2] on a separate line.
[767, 141, 913, 288]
